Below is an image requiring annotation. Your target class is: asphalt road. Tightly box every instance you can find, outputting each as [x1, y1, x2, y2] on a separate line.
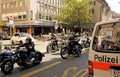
[0, 40, 89, 77]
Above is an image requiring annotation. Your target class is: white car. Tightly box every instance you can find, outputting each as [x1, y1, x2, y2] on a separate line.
[11, 32, 35, 45]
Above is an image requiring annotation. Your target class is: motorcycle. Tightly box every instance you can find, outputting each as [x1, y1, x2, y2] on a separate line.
[80, 37, 90, 48]
[0, 46, 44, 74]
[46, 38, 59, 53]
[60, 37, 82, 59]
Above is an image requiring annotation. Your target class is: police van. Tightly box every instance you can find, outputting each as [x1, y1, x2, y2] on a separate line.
[89, 18, 120, 77]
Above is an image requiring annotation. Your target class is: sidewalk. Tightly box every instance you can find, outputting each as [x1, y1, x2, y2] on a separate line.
[34, 40, 49, 53]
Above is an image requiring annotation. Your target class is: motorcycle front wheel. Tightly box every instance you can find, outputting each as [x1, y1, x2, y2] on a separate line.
[60, 47, 69, 59]
[1, 59, 14, 74]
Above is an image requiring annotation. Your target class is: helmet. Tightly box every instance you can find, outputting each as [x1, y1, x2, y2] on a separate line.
[26, 37, 32, 43]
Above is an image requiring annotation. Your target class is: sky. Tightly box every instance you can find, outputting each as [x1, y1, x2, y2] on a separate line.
[105, 0, 120, 13]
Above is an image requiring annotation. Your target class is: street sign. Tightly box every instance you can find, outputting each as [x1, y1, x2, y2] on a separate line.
[54, 22, 58, 29]
[9, 16, 14, 24]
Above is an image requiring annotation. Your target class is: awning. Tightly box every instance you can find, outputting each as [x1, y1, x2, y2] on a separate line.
[15, 25, 32, 28]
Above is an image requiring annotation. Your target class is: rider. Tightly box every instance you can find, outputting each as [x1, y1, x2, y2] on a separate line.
[68, 32, 82, 52]
[18, 37, 35, 64]
[50, 33, 58, 50]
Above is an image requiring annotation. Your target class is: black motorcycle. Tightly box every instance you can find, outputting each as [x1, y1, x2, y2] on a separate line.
[0, 46, 44, 74]
[60, 38, 82, 59]
[46, 38, 59, 53]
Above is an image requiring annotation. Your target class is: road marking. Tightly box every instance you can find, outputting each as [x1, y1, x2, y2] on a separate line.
[19, 61, 62, 77]
[72, 68, 88, 77]
[62, 66, 77, 77]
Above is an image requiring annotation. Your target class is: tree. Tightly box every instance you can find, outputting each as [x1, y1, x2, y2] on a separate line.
[57, 0, 91, 28]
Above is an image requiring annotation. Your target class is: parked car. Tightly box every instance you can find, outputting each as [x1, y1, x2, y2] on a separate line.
[11, 32, 35, 45]
[0, 32, 10, 40]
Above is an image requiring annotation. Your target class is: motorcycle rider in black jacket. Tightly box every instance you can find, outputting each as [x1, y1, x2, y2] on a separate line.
[68, 32, 82, 54]
[18, 37, 35, 64]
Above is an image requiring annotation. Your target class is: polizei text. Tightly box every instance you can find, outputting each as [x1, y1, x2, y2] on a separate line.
[94, 55, 118, 63]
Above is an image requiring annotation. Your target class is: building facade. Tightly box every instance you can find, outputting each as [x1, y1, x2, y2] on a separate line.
[0, 0, 61, 35]
[77, 0, 112, 33]
[90, 0, 111, 23]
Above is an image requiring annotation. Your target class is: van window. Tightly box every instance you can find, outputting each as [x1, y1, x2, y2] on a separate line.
[92, 22, 120, 52]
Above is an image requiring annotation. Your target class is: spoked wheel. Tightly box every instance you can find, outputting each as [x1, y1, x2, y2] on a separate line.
[60, 48, 69, 59]
[46, 45, 51, 53]
[34, 52, 43, 64]
[1, 59, 14, 74]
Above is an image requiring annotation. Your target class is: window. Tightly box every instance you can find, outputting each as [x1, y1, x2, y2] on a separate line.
[41, 14, 45, 19]
[23, 0, 26, 6]
[94, 1, 96, 5]
[20, 0, 23, 7]
[91, 9, 94, 14]
[50, 0, 53, 3]
[41, 3, 44, 12]
[2, 4, 6, 9]
[18, 12, 23, 19]
[23, 15, 26, 19]
[10, 2, 14, 8]
[93, 23, 120, 52]
[24, 0, 27, 6]
[41, 3, 44, 7]
[18, 15, 22, 19]
[39, 13, 41, 19]
[46, 15, 49, 20]
[13, 13, 18, 20]
[16, 1, 19, 7]
[6, 3, 10, 8]
[45, 4, 47, 9]
[49, 15, 52, 20]
[23, 12, 27, 19]
[51, 6, 54, 10]
[90, 1, 92, 5]
[37, 2, 40, 10]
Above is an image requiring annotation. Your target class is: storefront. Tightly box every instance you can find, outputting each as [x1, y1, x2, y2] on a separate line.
[5, 20, 55, 36]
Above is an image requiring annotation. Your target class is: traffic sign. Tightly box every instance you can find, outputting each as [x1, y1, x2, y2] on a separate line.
[54, 22, 58, 29]
[9, 16, 14, 24]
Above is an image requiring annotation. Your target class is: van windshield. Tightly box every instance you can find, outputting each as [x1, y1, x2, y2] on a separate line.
[93, 22, 120, 53]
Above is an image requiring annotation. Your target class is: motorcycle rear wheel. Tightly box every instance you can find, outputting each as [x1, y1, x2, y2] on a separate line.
[34, 52, 43, 64]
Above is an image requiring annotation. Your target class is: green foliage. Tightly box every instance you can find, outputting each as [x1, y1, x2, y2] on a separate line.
[57, 0, 91, 27]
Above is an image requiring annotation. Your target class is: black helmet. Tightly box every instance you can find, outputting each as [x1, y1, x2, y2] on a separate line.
[26, 37, 32, 43]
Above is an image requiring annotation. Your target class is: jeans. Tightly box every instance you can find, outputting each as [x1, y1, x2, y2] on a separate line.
[27, 52, 35, 60]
